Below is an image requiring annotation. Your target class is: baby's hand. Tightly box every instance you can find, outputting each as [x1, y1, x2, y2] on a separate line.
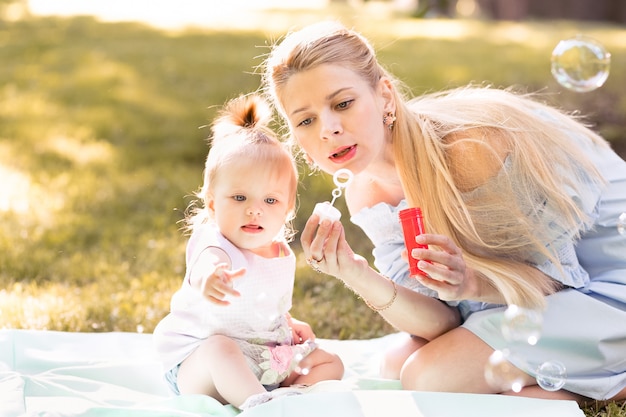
[200, 263, 245, 305]
[288, 317, 316, 344]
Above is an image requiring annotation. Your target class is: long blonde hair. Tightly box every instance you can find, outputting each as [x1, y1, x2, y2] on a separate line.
[394, 86, 608, 308]
[186, 94, 298, 241]
[263, 21, 608, 308]
[263, 20, 408, 134]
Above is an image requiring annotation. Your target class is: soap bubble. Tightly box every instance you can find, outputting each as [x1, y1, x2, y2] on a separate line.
[253, 292, 279, 324]
[618, 212, 626, 236]
[501, 305, 543, 346]
[293, 352, 310, 375]
[551, 35, 611, 92]
[536, 360, 567, 391]
[484, 349, 527, 393]
[294, 363, 310, 376]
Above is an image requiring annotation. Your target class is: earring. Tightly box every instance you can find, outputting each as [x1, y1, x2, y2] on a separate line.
[383, 112, 396, 131]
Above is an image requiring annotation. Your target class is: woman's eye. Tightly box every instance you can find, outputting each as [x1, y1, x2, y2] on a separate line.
[265, 198, 277, 205]
[337, 99, 353, 110]
[298, 118, 312, 127]
[233, 195, 246, 201]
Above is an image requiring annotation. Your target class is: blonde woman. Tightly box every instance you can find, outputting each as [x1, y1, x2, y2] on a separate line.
[262, 20, 626, 404]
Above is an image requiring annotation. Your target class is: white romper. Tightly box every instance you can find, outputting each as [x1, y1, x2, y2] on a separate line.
[153, 223, 316, 390]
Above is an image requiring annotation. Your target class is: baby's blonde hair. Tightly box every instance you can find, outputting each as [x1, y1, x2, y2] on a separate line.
[186, 94, 298, 241]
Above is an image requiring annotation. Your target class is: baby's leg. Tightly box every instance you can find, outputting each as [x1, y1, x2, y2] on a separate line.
[177, 334, 266, 408]
[283, 348, 344, 386]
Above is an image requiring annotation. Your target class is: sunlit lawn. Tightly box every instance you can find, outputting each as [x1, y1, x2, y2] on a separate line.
[1, 5, 625, 415]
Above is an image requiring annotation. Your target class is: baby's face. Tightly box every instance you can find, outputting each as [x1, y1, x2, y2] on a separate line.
[208, 160, 294, 257]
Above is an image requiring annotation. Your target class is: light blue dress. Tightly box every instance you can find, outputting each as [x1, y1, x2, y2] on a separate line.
[351, 136, 626, 400]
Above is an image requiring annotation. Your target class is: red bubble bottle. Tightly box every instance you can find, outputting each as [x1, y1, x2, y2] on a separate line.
[399, 207, 429, 277]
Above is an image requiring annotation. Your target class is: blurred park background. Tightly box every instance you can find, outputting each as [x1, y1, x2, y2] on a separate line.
[1, 0, 625, 349]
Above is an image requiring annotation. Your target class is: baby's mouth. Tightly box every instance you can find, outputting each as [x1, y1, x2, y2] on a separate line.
[243, 224, 263, 230]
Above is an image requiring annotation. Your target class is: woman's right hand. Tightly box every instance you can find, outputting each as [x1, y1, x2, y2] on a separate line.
[300, 213, 369, 282]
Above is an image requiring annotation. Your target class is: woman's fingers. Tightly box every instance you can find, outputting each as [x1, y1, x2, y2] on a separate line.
[301, 215, 334, 262]
[409, 233, 469, 299]
[300, 213, 321, 251]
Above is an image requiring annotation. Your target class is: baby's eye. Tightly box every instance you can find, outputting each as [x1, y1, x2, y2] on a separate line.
[265, 197, 277, 205]
[233, 195, 246, 202]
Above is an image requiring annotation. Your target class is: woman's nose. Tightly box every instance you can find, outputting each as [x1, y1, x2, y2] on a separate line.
[320, 113, 342, 140]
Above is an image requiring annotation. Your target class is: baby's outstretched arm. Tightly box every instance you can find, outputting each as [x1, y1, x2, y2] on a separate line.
[200, 264, 245, 305]
[188, 247, 245, 305]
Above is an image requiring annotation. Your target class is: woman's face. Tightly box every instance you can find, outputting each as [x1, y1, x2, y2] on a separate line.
[280, 64, 393, 176]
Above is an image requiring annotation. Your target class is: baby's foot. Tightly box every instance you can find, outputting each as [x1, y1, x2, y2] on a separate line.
[239, 391, 273, 410]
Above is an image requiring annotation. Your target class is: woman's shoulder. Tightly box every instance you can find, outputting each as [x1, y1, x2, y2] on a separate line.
[447, 129, 511, 192]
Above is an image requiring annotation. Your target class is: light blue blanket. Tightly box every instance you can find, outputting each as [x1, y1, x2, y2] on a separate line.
[0, 330, 584, 416]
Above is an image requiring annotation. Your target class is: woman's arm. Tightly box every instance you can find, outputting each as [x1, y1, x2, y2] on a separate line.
[364, 269, 461, 340]
[302, 215, 461, 340]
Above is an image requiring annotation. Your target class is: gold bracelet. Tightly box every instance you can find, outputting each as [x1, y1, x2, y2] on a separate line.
[364, 277, 397, 312]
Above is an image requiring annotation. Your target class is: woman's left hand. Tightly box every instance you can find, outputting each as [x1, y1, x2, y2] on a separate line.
[409, 233, 480, 302]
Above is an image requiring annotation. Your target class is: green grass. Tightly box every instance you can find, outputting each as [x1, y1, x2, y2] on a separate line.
[0, 5, 625, 415]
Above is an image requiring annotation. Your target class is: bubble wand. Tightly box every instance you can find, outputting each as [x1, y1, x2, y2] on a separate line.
[312, 168, 354, 223]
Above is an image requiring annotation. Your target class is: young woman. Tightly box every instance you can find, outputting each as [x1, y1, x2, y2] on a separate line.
[153, 94, 344, 410]
[262, 20, 626, 404]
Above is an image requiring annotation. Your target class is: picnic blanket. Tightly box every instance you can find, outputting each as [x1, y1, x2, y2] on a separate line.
[0, 329, 584, 416]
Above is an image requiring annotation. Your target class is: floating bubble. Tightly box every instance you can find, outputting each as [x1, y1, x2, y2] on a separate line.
[536, 360, 567, 391]
[253, 292, 279, 324]
[501, 305, 543, 346]
[485, 349, 526, 393]
[618, 212, 626, 236]
[294, 365, 310, 376]
[293, 352, 310, 375]
[551, 35, 611, 93]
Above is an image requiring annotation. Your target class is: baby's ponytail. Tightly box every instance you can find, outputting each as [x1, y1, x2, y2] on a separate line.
[184, 93, 298, 237]
[210, 94, 274, 144]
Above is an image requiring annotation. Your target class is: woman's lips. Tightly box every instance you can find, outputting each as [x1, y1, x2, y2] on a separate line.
[329, 145, 356, 163]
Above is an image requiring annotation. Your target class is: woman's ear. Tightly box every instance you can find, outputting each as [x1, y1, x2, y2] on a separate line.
[379, 76, 396, 114]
